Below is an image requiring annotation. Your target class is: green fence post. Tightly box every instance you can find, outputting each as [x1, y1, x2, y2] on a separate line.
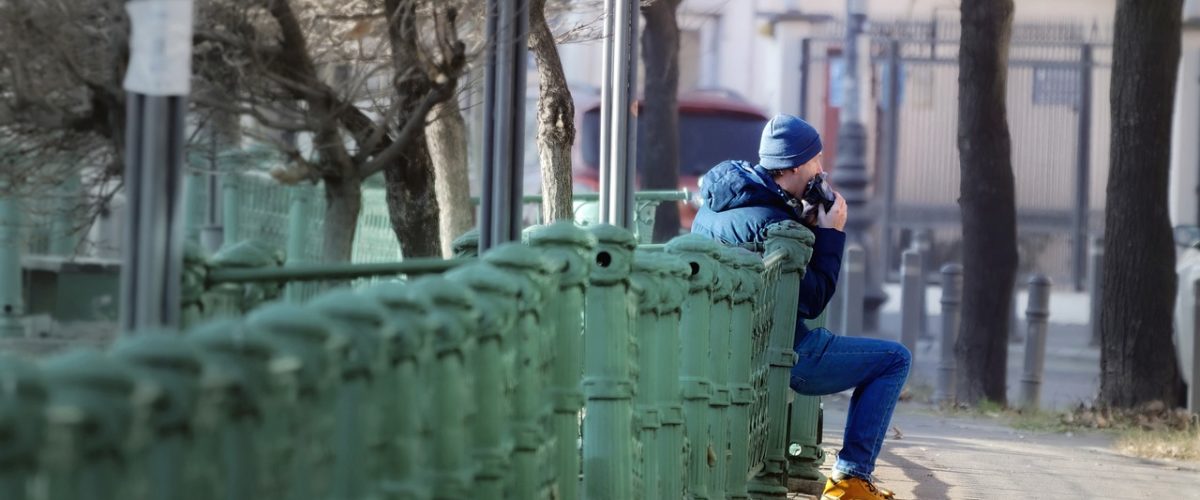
[727, 249, 764, 500]
[788, 313, 826, 485]
[0, 355, 45, 500]
[220, 161, 241, 248]
[749, 221, 814, 497]
[581, 225, 638, 500]
[446, 263, 521, 498]
[308, 290, 391, 500]
[483, 243, 558, 500]
[187, 318, 275, 500]
[631, 252, 670, 499]
[708, 247, 739, 500]
[110, 332, 203, 500]
[183, 164, 206, 247]
[527, 222, 597, 500]
[245, 303, 348, 500]
[363, 284, 432, 499]
[666, 234, 722, 500]
[412, 277, 477, 500]
[0, 189, 23, 337]
[49, 173, 82, 256]
[284, 184, 317, 302]
[655, 254, 691, 499]
[40, 350, 136, 500]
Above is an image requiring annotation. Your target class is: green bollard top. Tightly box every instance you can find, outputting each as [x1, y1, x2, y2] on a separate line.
[654, 253, 692, 315]
[308, 290, 391, 378]
[483, 242, 555, 313]
[763, 221, 816, 273]
[410, 277, 470, 357]
[0, 354, 47, 465]
[362, 284, 429, 364]
[711, 245, 741, 302]
[186, 319, 275, 422]
[111, 332, 203, 433]
[665, 233, 723, 292]
[527, 222, 598, 289]
[245, 303, 346, 386]
[446, 262, 521, 341]
[452, 229, 480, 258]
[727, 248, 765, 304]
[40, 349, 138, 456]
[526, 221, 599, 249]
[210, 239, 284, 268]
[587, 224, 637, 286]
[632, 252, 668, 315]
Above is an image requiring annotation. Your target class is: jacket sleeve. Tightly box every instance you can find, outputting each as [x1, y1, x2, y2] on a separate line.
[796, 228, 846, 320]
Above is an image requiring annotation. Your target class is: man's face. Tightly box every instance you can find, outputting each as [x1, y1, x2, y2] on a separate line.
[777, 153, 825, 199]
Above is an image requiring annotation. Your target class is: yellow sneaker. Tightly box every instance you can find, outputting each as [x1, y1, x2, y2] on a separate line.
[821, 476, 896, 500]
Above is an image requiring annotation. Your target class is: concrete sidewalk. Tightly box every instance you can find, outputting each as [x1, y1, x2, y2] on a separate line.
[788, 397, 1200, 499]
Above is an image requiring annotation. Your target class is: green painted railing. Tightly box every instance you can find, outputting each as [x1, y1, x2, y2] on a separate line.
[0, 220, 821, 500]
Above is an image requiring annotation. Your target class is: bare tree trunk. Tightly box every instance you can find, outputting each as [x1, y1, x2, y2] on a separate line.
[955, 0, 1017, 406]
[322, 175, 363, 262]
[529, 0, 576, 222]
[1100, 0, 1186, 409]
[641, 0, 683, 242]
[383, 0, 442, 258]
[427, 99, 475, 257]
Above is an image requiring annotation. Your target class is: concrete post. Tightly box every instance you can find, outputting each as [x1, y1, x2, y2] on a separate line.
[1089, 236, 1104, 347]
[582, 225, 638, 500]
[841, 244, 866, 337]
[0, 191, 23, 337]
[1019, 275, 1053, 410]
[900, 249, 922, 357]
[935, 264, 962, 404]
[915, 230, 933, 339]
[1010, 280, 1024, 344]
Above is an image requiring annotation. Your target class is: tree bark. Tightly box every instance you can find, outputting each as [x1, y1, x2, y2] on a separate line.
[382, 0, 442, 258]
[427, 99, 475, 257]
[529, 0, 576, 222]
[641, 0, 684, 243]
[1100, 0, 1186, 409]
[322, 175, 363, 263]
[955, 0, 1017, 406]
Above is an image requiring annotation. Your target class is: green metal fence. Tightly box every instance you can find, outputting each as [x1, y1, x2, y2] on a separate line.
[0, 220, 820, 500]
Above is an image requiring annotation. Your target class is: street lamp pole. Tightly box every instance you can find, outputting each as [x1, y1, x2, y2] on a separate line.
[831, 0, 887, 330]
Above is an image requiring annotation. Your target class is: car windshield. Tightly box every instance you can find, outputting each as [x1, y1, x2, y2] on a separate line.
[580, 109, 767, 176]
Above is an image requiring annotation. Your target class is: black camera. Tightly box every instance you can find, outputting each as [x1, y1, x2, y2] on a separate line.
[801, 172, 836, 216]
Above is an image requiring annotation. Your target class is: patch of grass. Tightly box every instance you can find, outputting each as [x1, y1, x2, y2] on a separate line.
[1116, 427, 1200, 462]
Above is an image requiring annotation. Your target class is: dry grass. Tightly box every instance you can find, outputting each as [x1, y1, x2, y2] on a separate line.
[1115, 427, 1200, 462]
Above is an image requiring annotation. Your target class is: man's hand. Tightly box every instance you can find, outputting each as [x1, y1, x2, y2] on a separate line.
[818, 192, 848, 231]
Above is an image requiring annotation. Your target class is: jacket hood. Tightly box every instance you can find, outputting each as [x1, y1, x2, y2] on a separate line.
[699, 160, 799, 214]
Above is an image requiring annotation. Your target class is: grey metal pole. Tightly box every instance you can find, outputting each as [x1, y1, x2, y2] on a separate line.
[118, 0, 195, 332]
[480, 0, 530, 251]
[842, 244, 865, 337]
[1072, 44, 1094, 292]
[1009, 278, 1024, 344]
[1191, 278, 1200, 413]
[799, 38, 811, 118]
[1088, 235, 1104, 347]
[900, 249, 922, 357]
[831, 0, 887, 331]
[881, 39, 902, 287]
[0, 189, 23, 337]
[1019, 274, 1052, 410]
[599, 0, 639, 229]
[915, 229, 932, 339]
[935, 263, 962, 404]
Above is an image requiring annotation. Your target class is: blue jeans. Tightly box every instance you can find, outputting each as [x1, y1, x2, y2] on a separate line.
[790, 328, 911, 480]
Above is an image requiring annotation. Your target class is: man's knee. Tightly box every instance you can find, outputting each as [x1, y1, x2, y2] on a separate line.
[892, 342, 912, 374]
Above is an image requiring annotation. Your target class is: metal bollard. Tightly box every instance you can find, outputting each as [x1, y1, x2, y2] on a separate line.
[307, 290, 391, 500]
[582, 225, 638, 500]
[631, 252, 667, 500]
[1009, 279, 1024, 344]
[1020, 275, 1053, 410]
[935, 264, 962, 404]
[707, 247, 739, 500]
[1192, 279, 1200, 413]
[914, 230, 934, 340]
[0, 355, 45, 500]
[483, 244, 558, 500]
[900, 249, 922, 357]
[665, 234, 721, 500]
[656, 254, 692, 499]
[727, 249, 764, 500]
[527, 222, 596, 500]
[1089, 236, 1104, 347]
[111, 332, 204, 500]
[361, 285, 432, 499]
[0, 190, 23, 338]
[842, 244, 866, 337]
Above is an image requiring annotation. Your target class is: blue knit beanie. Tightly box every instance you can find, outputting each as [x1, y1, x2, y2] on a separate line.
[758, 114, 822, 170]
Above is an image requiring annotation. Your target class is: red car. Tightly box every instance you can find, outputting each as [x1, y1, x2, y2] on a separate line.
[572, 90, 770, 229]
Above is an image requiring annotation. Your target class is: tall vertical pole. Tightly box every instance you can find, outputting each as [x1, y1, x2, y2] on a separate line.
[119, 0, 195, 333]
[798, 38, 811, 119]
[480, 0, 529, 251]
[881, 39, 902, 283]
[0, 189, 23, 337]
[599, 0, 639, 230]
[1072, 44, 1094, 291]
[831, 0, 887, 330]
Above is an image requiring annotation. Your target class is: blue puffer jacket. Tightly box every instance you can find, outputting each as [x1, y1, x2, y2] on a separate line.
[691, 160, 846, 347]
